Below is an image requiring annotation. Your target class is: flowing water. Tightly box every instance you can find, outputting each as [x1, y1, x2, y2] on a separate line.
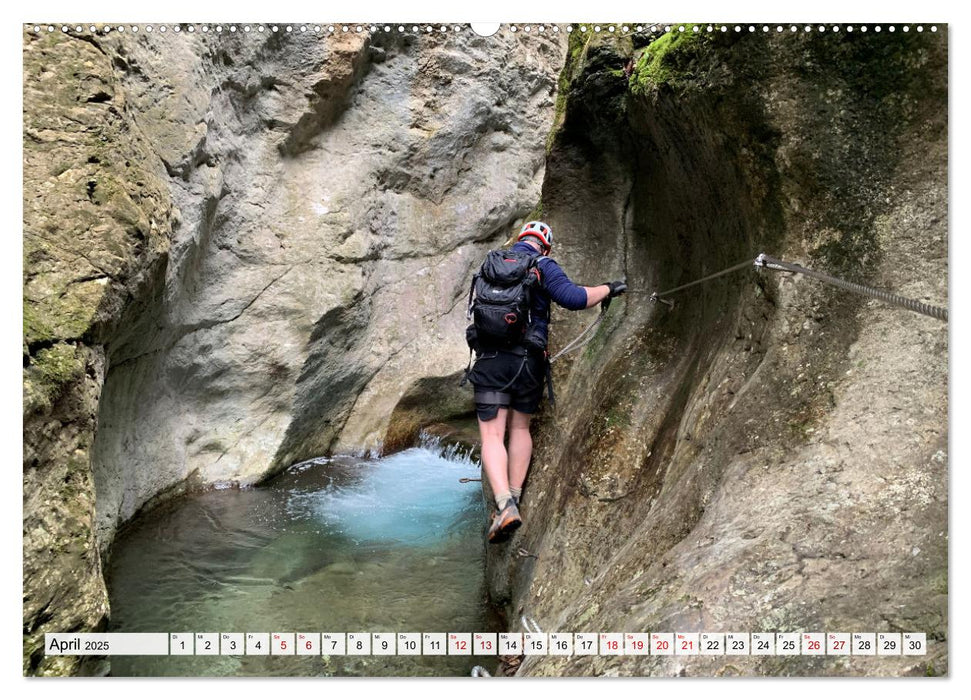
[106, 438, 499, 676]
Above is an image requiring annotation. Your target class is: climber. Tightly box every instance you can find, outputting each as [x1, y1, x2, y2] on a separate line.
[464, 220, 627, 543]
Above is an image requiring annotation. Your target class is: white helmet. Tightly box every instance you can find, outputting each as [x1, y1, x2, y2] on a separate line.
[518, 220, 553, 253]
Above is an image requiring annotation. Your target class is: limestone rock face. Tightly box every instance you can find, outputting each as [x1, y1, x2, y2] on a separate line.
[23, 32, 175, 675]
[84, 29, 564, 542]
[22, 26, 565, 674]
[486, 29, 948, 677]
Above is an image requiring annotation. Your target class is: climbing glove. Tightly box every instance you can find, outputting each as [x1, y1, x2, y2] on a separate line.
[606, 281, 628, 297]
[600, 280, 627, 312]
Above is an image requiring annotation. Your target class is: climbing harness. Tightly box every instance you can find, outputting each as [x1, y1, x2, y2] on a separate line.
[466, 346, 557, 409]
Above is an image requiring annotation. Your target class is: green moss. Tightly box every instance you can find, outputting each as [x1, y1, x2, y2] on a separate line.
[630, 25, 706, 95]
[580, 299, 626, 361]
[604, 405, 632, 429]
[34, 343, 83, 389]
[24, 279, 107, 351]
[23, 299, 55, 349]
[24, 343, 85, 413]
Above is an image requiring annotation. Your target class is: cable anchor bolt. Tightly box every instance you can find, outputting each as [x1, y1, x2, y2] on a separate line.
[650, 292, 674, 308]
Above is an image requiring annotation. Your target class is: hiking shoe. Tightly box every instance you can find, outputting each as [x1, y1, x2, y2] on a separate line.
[487, 499, 522, 544]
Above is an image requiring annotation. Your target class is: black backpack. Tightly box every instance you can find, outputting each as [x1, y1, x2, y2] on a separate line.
[465, 248, 541, 350]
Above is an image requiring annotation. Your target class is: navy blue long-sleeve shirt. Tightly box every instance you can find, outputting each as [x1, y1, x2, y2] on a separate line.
[509, 241, 587, 345]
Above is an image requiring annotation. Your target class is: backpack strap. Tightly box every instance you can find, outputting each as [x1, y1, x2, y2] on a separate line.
[465, 272, 478, 320]
[534, 256, 551, 326]
[528, 254, 542, 285]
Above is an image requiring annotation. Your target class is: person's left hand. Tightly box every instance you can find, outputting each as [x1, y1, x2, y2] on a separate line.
[606, 281, 627, 297]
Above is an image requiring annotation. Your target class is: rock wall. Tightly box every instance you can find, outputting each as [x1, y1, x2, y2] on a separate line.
[22, 23, 948, 679]
[22, 26, 566, 674]
[23, 31, 176, 675]
[88, 28, 565, 544]
[486, 27, 948, 677]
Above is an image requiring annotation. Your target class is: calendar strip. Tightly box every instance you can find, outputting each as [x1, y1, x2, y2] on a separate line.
[44, 632, 928, 657]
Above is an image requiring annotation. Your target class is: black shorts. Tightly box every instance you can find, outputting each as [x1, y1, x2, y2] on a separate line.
[468, 349, 546, 421]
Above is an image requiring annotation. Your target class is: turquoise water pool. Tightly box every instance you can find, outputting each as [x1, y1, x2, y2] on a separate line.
[106, 441, 499, 676]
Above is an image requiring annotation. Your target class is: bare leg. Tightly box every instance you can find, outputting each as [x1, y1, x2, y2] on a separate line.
[478, 409, 510, 501]
[507, 409, 533, 492]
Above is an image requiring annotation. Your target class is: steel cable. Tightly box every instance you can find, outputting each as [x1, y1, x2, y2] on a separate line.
[756, 254, 947, 321]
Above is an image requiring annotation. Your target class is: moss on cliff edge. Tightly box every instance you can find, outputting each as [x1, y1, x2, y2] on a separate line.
[630, 25, 707, 94]
[23, 343, 85, 414]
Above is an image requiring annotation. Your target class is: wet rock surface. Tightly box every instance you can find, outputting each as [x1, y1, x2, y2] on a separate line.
[486, 28, 947, 677]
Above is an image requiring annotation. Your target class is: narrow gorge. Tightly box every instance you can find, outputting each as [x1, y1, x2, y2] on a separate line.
[23, 24, 947, 677]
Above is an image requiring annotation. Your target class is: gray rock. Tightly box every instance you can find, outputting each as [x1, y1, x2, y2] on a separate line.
[488, 29, 948, 678]
[23, 26, 566, 674]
